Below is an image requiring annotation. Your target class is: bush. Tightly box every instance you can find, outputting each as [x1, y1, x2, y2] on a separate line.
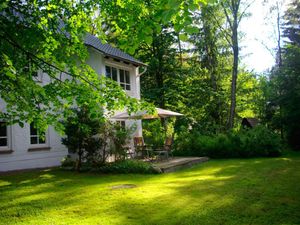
[61, 155, 76, 168]
[143, 120, 166, 148]
[173, 125, 282, 158]
[97, 160, 159, 174]
[61, 107, 133, 171]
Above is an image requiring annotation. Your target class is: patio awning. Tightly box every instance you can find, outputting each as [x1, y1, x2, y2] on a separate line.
[111, 107, 183, 120]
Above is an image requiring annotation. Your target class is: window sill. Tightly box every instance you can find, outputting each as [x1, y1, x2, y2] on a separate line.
[28, 147, 51, 152]
[0, 150, 14, 154]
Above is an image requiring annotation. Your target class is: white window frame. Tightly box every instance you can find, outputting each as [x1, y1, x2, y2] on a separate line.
[0, 121, 11, 151]
[29, 123, 49, 148]
[105, 65, 131, 91]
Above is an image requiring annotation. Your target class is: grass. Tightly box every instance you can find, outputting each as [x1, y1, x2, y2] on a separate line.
[1, 152, 300, 225]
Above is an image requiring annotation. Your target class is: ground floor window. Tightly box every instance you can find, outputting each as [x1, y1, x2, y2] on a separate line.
[0, 122, 8, 148]
[30, 123, 46, 145]
[118, 121, 126, 130]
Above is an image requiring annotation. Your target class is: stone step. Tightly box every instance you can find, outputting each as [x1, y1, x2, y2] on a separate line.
[153, 157, 209, 173]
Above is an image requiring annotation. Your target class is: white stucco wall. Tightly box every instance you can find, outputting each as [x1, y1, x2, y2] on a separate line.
[0, 46, 143, 172]
[0, 124, 67, 171]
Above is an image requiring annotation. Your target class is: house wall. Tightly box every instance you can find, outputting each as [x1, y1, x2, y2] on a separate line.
[0, 46, 142, 172]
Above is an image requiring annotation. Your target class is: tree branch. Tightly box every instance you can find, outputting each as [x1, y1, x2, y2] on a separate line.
[238, 0, 255, 25]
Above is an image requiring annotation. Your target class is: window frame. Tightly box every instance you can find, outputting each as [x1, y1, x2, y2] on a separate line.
[105, 65, 131, 91]
[0, 121, 11, 151]
[29, 123, 49, 148]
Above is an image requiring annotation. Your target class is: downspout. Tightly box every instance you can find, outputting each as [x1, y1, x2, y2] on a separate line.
[137, 66, 147, 77]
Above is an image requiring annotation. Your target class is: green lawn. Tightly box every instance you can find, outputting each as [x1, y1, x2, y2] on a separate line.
[1, 152, 300, 225]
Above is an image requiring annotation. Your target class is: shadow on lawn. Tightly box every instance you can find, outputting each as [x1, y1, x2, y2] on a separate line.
[0, 156, 299, 225]
[112, 157, 300, 225]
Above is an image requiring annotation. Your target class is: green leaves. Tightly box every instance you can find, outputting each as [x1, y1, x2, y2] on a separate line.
[0, 0, 152, 132]
[179, 33, 188, 41]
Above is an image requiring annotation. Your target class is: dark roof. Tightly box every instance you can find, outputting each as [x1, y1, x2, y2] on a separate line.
[84, 34, 146, 67]
[242, 118, 259, 128]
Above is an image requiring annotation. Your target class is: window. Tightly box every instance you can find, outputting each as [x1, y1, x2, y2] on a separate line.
[119, 69, 131, 91]
[118, 121, 126, 130]
[105, 66, 131, 91]
[106, 66, 118, 82]
[0, 122, 8, 148]
[30, 123, 46, 145]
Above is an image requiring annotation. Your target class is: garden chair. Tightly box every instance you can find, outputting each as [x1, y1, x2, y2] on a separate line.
[133, 137, 152, 159]
[153, 137, 174, 161]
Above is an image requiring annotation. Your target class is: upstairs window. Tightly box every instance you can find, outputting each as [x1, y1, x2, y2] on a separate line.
[106, 66, 118, 82]
[105, 66, 131, 91]
[0, 122, 8, 148]
[30, 123, 46, 145]
[119, 69, 131, 91]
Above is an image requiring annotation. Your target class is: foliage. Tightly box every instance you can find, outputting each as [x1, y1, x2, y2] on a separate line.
[61, 107, 105, 171]
[61, 107, 134, 171]
[2, 0, 202, 131]
[142, 120, 166, 148]
[266, 0, 300, 150]
[173, 125, 282, 158]
[100, 0, 207, 54]
[109, 122, 136, 161]
[60, 155, 76, 168]
[97, 160, 159, 174]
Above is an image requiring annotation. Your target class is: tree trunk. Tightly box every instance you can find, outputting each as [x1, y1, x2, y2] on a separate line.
[228, 11, 239, 129]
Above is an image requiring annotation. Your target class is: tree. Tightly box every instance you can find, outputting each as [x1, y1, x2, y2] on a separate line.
[61, 107, 105, 171]
[266, 0, 300, 149]
[277, 0, 300, 149]
[190, 3, 232, 131]
[1, 0, 209, 130]
[219, 0, 253, 129]
[0, 1, 147, 132]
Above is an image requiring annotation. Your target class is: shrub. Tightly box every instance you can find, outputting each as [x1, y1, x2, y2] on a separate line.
[173, 125, 281, 158]
[61, 155, 76, 168]
[61, 107, 133, 171]
[143, 120, 166, 148]
[97, 160, 159, 174]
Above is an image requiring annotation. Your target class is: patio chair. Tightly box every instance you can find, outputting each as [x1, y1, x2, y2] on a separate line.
[153, 137, 174, 160]
[133, 137, 152, 159]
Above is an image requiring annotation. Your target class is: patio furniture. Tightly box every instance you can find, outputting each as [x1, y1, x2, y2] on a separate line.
[153, 137, 173, 161]
[133, 137, 152, 159]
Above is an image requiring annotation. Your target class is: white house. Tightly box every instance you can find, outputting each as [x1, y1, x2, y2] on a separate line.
[0, 33, 146, 172]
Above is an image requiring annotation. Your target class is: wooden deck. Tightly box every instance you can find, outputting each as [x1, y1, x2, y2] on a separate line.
[152, 157, 209, 173]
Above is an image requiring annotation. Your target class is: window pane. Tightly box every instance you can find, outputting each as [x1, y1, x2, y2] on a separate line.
[119, 121, 126, 130]
[0, 138, 7, 146]
[125, 71, 130, 84]
[105, 66, 111, 78]
[31, 137, 38, 144]
[112, 68, 118, 81]
[0, 122, 7, 137]
[120, 70, 124, 82]
[126, 85, 131, 91]
[120, 84, 125, 89]
[30, 124, 37, 135]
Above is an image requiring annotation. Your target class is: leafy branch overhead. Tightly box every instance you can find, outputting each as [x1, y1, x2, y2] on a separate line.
[0, 0, 213, 131]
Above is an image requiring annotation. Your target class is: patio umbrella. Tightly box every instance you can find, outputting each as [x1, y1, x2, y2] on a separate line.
[111, 107, 183, 120]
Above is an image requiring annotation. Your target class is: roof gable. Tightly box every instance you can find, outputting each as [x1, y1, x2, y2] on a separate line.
[84, 34, 146, 67]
